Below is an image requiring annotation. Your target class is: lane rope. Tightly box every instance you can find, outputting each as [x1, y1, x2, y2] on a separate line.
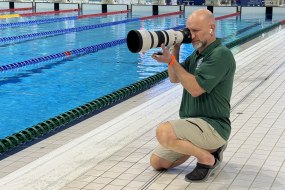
[140, 11, 183, 20]
[1, 21, 283, 154]
[0, 10, 130, 29]
[0, 24, 185, 72]
[215, 12, 240, 20]
[0, 13, 280, 155]
[0, 16, 78, 28]
[0, 9, 79, 19]
[0, 12, 182, 43]
[0, 39, 126, 72]
[0, 12, 253, 72]
[0, 18, 140, 43]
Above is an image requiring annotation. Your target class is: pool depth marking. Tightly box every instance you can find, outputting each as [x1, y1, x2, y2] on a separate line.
[0, 14, 20, 19]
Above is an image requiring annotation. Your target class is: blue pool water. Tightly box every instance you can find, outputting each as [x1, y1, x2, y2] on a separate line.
[0, 11, 283, 139]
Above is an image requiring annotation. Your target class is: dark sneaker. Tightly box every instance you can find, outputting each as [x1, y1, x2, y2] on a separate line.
[212, 143, 228, 162]
[185, 159, 220, 182]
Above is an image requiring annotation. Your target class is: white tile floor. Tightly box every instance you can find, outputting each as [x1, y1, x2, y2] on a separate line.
[0, 28, 285, 190]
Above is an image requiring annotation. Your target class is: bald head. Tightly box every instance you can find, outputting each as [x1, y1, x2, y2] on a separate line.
[187, 9, 215, 28]
[186, 9, 216, 52]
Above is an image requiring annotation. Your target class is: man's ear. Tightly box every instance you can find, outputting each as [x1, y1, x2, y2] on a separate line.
[210, 29, 213, 34]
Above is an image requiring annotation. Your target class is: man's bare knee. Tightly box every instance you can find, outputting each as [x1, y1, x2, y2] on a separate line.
[156, 122, 176, 148]
[150, 154, 173, 170]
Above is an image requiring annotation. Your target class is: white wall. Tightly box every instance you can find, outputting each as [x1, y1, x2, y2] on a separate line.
[59, 3, 79, 10]
[273, 7, 285, 15]
[159, 5, 180, 13]
[132, 5, 152, 12]
[82, 3, 102, 12]
[273, 7, 285, 21]
[184, 5, 207, 16]
[0, 2, 9, 9]
[241, 6, 266, 19]
[241, 6, 266, 15]
[14, 2, 33, 8]
[107, 4, 128, 11]
[214, 6, 237, 15]
[35, 2, 55, 11]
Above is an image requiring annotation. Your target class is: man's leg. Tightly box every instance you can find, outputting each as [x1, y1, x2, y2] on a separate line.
[150, 154, 190, 170]
[150, 119, 226, 181]
[154, 119, 227, 182]
[156, 121, 216, 166]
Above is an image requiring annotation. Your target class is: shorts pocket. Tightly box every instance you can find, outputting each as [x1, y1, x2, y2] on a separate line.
[186, 120, 203, 133]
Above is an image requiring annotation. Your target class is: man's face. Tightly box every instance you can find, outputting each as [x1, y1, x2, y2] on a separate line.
[186, 15, 211, 51]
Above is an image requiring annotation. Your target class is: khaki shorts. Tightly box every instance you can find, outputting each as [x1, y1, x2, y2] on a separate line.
[153, 118, 226, 162]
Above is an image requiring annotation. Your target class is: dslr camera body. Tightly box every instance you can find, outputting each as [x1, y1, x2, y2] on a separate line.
[127, 28, 192, 53]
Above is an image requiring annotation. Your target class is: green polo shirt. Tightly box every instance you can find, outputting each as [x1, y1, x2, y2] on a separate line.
[180, 39, 236, 140]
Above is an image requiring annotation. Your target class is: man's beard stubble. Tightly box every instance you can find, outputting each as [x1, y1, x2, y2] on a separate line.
[193, 42, 203, 50]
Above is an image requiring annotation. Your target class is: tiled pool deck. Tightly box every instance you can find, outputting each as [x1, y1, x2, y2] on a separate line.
[0, 28, 285, 190]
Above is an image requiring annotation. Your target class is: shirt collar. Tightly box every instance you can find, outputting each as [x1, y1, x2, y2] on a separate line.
[195, 38, 222, 57]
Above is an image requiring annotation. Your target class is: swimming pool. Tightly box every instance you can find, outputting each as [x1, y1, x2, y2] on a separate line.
[0, 8, 283, 143]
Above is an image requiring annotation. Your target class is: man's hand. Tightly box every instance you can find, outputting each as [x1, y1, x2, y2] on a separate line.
[151, 44, 172, 64]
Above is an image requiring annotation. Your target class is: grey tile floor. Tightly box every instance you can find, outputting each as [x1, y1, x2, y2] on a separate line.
[0, 28, 285, 190]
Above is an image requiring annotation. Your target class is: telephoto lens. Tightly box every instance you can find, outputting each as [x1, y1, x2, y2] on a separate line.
[127, 28, 191, 53]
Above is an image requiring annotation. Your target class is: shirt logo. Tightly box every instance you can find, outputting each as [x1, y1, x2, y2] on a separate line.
[196, 57, 204, 70]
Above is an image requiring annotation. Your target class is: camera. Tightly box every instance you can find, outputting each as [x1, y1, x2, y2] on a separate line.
[126, 28, 192, 53]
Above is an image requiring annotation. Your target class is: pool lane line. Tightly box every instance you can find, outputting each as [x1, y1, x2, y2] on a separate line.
[19, 9, 80, 17]
[0, 17, 278, 73]
[0, 11, 182, 43]
[226, 20, 284, 48]
[215, 12, 240, 20]
[0, 13, 277, 72]
[221, 22, 261, 41]
[0, 10, 131, 29]
[139, 11, 239, 21]
[0, 24, 185, 72]
[19, 9, 127, 17]
[0, 10, 178, 29]
[0, 20, 283, 155]
[0, 7, 33, 12]
[0, 9, 79, 19]
[0, 12, 266, 71]
[0, 38, 127, 72]
[0, 15, 79, 28]
[79, 10, 181, 20]
[140, 11, 183, 20]
[78, 10, 129, 19]
[0, 18, 140, 43]
[140, 11, 239, 21]
[0, 11, 236, 42]
[0, 10, 236, 43]
[0, 22, 283, 155]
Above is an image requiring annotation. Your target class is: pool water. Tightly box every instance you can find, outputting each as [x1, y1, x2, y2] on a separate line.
[0, 11, 283, 139]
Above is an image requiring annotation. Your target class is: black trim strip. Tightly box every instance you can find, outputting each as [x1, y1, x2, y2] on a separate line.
[162, 30, 169, 46]
[148, 31, 154, 49]
[155, 31, 164, 48]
